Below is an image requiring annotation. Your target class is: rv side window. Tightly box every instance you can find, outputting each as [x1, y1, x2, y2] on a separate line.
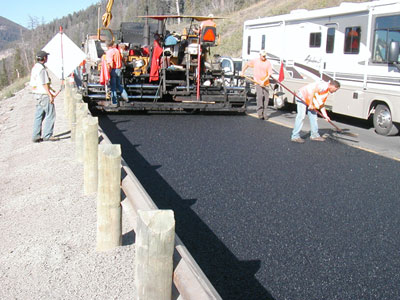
[247, 36, 251, 55]
[373, 15, 400, 63]
[261, 35, 266, 50]
[326, 28, 335, 53]
[309, 32, 321, 48]
[344, 27, 361, 54]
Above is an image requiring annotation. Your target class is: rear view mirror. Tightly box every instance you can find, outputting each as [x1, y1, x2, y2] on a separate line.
[388, 41, 400, 63]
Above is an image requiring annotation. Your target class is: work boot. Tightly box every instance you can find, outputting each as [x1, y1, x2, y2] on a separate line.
[43, 136, 60, 142]
[310, 136, 326, 142]
[121, 90, 129, 101]
[291, 137, 305, 143]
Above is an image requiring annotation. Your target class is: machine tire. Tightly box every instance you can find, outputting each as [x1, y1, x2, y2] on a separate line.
[373, 104, 399, 136]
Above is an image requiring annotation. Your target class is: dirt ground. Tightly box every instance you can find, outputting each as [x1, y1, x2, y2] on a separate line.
[0, 81, 136, 299]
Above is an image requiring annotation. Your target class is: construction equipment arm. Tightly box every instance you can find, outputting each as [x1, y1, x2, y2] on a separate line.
[102, 0, 114, 28]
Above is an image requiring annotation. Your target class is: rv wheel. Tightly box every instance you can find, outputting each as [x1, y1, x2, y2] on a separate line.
[373, 104, 399, 136]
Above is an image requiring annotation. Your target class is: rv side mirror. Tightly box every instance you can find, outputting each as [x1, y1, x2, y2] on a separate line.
[388, 41, 400, 63]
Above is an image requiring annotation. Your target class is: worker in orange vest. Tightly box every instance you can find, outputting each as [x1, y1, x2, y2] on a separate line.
[291, 80, 340, 143]
[105, 40, 128, 106]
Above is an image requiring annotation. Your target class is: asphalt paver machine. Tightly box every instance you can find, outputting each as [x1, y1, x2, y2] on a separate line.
[81, 14, 247, 113]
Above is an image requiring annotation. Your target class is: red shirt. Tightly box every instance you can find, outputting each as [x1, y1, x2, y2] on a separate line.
[106, 47, 122, 69]
[248, 57, 272, 86]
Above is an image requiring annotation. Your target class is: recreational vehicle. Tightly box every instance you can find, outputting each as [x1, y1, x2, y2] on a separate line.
[243, 0, 400, 135]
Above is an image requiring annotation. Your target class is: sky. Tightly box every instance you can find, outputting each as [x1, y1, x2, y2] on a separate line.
[1, 0, 101, 28]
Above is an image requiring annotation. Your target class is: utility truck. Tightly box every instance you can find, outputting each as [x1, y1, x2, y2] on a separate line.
[243, 0, 400, 135]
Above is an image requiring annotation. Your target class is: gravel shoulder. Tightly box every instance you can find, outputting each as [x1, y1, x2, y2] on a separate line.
[0, 82, 136, 299]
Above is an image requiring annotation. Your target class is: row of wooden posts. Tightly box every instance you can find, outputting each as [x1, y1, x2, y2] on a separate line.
[63, 82, 176, 300]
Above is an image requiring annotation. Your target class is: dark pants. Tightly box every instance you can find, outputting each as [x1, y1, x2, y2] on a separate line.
[256, 85, 270, 118]
[110, 68, 127, 105]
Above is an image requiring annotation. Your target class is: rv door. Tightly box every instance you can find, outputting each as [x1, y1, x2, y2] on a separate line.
[323, 24, 338, 71]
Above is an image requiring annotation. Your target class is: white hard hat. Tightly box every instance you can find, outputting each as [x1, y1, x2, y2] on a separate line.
[259, 50, 267, 57]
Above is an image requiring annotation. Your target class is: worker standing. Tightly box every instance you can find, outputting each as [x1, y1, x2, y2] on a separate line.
[193, 14, 217, 36]
[30, 50, 59, 142]
[200, 14, 217, 30]
[149, 33, 163, 82]
[241, 50, 273, 120]
[291, 80, 341, 143]
[105, 40, 128, 106]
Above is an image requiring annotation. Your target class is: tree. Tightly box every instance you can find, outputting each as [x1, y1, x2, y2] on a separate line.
[13, 48, 25, 79]
[0, 60, 9, 89]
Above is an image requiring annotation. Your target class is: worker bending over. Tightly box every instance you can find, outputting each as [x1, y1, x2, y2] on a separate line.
[291, 80, 340, 143]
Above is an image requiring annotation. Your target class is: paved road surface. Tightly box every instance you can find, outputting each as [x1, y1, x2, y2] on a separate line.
[249, 103, 400, 161]
[99, 111, 400, 300]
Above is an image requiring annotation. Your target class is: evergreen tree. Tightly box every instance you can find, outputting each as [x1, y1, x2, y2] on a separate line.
[13, 48, 25, 79]
[0, 60, 9, 89]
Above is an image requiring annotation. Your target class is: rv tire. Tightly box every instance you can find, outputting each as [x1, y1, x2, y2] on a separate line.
[373, 104, 399, 136]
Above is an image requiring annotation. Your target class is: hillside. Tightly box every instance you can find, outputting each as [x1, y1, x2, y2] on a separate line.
[0, 0, 369, 56]
[0, 0, 369, 91]
[0, 16, 27, 51]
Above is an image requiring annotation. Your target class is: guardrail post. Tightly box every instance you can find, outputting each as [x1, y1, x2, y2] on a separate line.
[96, 144, 122, 251]
[71, 88, 83, 142]
[69, 91, 77, 142]
[83, 116, 98, 195]
[64, 82, 71, 120]
[75, 102, 88, 162]
[135, 210, 175, 300]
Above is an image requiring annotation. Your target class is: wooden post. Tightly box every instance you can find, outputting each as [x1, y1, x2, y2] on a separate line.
[135, 210, 175, 300]
[68, 88, 77, 142]
[96, 144, 122, 251]
[83, 116, 98, 195]
[72, 88, 83, 104]
[75, 102, 88, 162]
[64, 82, 71, 120]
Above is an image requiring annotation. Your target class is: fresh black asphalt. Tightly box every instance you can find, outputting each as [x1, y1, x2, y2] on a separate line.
[99, 113, 400, 300]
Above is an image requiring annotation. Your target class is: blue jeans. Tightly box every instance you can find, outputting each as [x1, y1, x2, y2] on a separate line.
[291, 93, 320, 139]
[110, 68, 127, 105]
[32, 94, 56, 141]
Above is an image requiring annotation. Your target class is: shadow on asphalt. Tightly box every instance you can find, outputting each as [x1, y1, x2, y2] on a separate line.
[99, 116, 276, 300]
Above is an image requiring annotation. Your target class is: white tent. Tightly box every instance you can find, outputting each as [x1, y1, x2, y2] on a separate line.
[43, 32, 86, 80]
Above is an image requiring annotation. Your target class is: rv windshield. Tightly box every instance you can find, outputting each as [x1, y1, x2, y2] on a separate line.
[373, 15, 400, 63]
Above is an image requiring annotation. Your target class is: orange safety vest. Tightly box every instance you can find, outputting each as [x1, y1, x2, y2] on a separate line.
[299, 81, 330, 108]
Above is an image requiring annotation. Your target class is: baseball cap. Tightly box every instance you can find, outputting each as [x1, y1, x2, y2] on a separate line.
[259, 50, 267, 57]
[36, 50, 49, 59]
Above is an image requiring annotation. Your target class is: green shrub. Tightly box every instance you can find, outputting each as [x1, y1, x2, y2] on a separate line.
[0, 76, 29, 101]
